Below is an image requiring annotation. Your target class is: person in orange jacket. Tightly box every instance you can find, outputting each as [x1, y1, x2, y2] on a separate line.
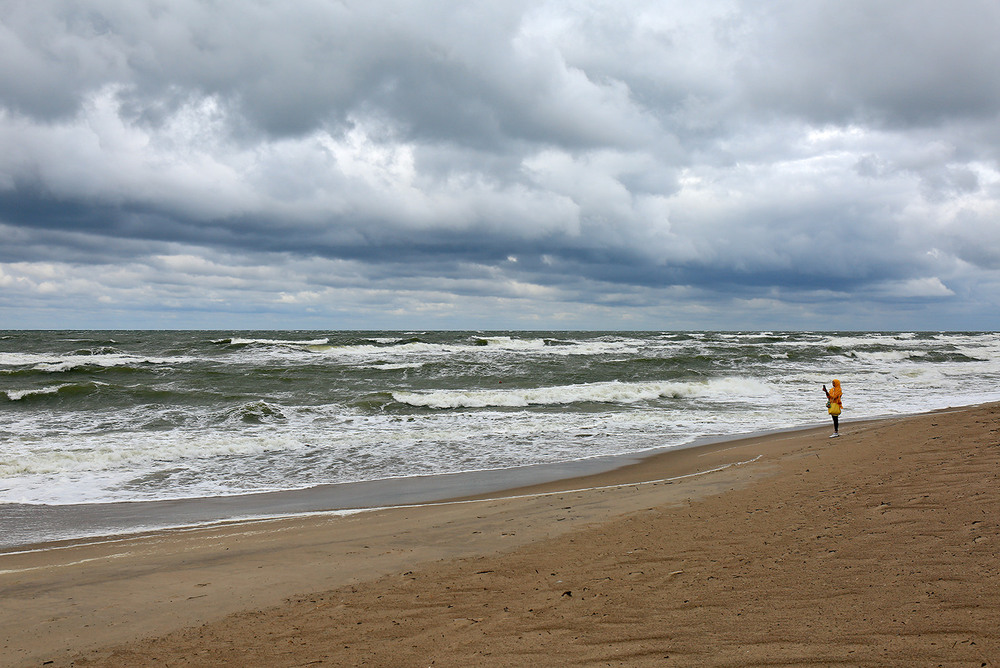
[823, 379, 843, 437]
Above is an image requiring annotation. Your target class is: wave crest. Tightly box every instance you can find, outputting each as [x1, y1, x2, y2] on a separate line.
[392, 377, 771, 409]
[217, 337, 330, 347]
[3, 381, 106, 402]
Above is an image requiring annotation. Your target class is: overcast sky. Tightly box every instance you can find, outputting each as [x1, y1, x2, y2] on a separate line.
[2, 1, 999, 330]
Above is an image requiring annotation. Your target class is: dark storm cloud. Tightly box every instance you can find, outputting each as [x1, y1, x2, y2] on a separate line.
[735, 1, 1000, 125]
[1, 0, 999, 328]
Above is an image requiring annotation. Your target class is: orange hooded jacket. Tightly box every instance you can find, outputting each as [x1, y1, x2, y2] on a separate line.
[827, 379, 842, 415]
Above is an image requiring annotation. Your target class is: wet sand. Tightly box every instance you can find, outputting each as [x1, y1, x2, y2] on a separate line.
[3, 404, 1000, 666]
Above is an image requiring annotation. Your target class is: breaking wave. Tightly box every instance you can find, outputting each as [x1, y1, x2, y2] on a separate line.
[392, 377, 772, 409]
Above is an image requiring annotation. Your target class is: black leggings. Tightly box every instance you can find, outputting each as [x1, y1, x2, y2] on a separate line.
[832, 414, 839, 431]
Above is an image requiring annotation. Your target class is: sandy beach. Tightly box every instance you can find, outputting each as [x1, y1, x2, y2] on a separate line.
[4, 403, 1000, 667]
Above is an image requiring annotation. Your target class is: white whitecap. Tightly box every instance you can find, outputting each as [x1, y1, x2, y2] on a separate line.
[392, 377, 775, 410]
[228, 337, 330, 346]
[4, 384, 73, 401]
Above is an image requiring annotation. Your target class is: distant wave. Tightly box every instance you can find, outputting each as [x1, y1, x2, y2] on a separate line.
[207, 333, 679, 359]
[470, 335, 548, 350]
[4, 383, 75, 401]
[392, 377, 771, 409]
[3, 380, 109, 402]
[364, 362, 426, 371]
[849, 349, 984, 364]
[0, 352, 195, 373]
[216, 337, 330, 347]
[303, 337, 646, 360]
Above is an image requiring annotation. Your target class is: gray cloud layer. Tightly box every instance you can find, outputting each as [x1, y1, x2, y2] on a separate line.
[2, 0, 999, 329]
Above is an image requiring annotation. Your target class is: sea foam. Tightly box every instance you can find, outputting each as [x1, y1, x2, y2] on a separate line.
[393, 377, 773, 409]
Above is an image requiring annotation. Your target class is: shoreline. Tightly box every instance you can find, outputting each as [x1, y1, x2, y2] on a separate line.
[0, 418, 842, 553]
[4, 402, 1000, 666]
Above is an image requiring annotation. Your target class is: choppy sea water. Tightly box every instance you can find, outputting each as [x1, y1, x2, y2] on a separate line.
[2, 331, 1000, 512]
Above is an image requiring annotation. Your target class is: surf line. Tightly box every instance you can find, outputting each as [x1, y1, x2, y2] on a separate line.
[1, 455, 764, 559]
[0, 551, 132, 576]
[380, 453, 766, 510]
[162, 453, 767, 531]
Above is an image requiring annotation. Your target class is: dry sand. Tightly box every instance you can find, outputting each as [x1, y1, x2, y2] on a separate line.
[3, 403, 1000, 667]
